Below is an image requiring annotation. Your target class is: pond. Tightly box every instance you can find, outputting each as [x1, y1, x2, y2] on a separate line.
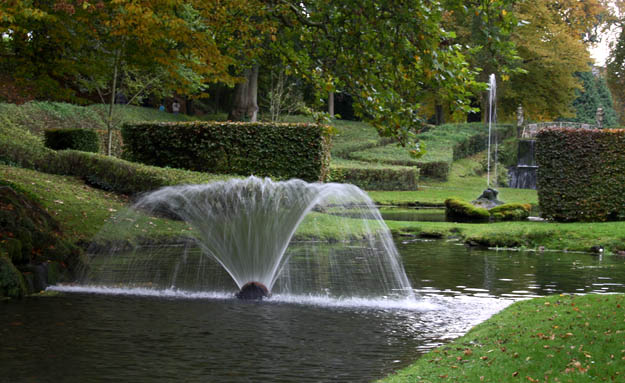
[2, 240, 624, 382]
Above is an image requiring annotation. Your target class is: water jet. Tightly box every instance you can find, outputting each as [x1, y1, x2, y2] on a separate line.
[85, 176, 414, 301]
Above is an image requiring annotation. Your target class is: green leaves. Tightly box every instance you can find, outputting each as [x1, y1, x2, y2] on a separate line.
[122, 121, 332, 182]
[536, 129, 625, 222]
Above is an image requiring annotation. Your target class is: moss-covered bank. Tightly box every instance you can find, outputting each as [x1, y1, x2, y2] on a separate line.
[0, 180, 84, 298]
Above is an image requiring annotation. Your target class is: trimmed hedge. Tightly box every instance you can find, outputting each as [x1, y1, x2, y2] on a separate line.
[95, 129, 124, 157]
[327, 163, 418, 191]
[416, 161, 449, 180]
[43, 150, 236, 195]
[452, 124, 516, 161]
[536, 128, 625, 222]
[44, 128, 99, 152]
[122, 122, 332, 182]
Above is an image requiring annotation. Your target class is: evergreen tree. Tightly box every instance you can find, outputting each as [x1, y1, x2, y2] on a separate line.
[571, 71, 617, 127]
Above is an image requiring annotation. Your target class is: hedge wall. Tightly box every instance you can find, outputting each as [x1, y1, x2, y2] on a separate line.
[536, 128, 625, 222]
[43, 150, 235, 195]
[327, 163, 418, 191]
[122, 122, 332, 182]
[44, 128, 99, 153]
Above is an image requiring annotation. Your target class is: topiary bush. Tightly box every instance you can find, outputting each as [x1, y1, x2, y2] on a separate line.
[444, 198, 490, 222]
[489, 203, 531, 221]
[536, 128, 625, 222]
[122, 121, 332, 182]
[44, 128, 99, 153]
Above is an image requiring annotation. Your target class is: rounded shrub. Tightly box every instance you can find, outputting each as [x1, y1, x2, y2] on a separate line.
[489, 203, 530, 221]
[44, 128, 99, 153]
[0, 252, 26, 299]
[444, 198, 490, 223]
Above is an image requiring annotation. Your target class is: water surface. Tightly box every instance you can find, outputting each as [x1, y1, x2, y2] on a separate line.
[2, 240, 624, 382]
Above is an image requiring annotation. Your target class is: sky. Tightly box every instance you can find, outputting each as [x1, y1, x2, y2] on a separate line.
[590, 29, 618, 66]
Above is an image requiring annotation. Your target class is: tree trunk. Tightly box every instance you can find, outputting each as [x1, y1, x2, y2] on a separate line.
[328, 92, 335, 117]
[106, 49, 121, 156]
[434, 102, 444, 125]
[228, 65, 259, 122]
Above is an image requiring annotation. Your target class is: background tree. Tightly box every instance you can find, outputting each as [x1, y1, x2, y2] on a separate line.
[0, 0, 269, 153]
[263, 0, 480, 155]
[498, 0, 597, 120]
[571, 70, 618, 126]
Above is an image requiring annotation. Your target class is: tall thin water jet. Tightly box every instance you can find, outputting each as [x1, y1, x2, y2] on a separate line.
[85, 177, 414, 301]
[487, 74, 497, 187]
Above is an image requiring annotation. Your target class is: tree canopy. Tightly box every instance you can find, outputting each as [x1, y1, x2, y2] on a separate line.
[1, 0, 620, 153]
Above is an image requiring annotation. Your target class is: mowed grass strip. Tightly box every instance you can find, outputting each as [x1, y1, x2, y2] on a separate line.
[382, 294, 625, 383]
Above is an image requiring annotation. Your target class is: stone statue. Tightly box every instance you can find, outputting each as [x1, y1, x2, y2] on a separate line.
[472, 187, 504, 209]
[596, 107, 604, 129]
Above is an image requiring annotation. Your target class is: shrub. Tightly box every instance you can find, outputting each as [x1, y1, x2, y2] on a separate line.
[43, 150, 235, 195]
[444, 198, 490, 222]
[95, 129, 124, 157]
[122, 121, 332, 182]
[452, 125, 516, 161]
[0, 252, 26, 299]
[536, 128, 625, 221]
[327, 162, 418, 191]
[416, 161, 449, 180]
[489, 203, 530, 221]
[44, 128, 99, 152]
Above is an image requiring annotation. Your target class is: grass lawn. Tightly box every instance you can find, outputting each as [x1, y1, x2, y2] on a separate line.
[1, 165, 130, 242]
[0, 165, 387, 245]
[386, 219, 625, 253]
[382, 294, 625, 383]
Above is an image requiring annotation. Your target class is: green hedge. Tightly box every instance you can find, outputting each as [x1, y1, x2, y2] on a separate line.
[452, 124, 516, 161]
[327, 163, 418, 191]
[122, 122, 332, 182]
[536, 128, 625, 221]
[44, 128, 99, 152]
[416, 161, 449, 180]
[42, 150, 235, 195]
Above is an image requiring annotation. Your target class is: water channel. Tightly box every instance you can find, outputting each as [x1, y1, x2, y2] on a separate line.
[2, 240, 624, 382]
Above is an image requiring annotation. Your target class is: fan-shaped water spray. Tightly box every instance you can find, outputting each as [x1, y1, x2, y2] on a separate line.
[84, 177, 414, 301]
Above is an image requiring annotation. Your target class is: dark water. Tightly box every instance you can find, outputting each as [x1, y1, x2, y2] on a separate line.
[379, 207, 446, 222]
[2, 241, 625, 383]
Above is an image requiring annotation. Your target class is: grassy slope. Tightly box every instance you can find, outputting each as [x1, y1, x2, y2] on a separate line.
[0, 165, 383, 245]
[351, 123, 487, 165]
[383, 294, 625, 383]
[0, 102, 194, 136]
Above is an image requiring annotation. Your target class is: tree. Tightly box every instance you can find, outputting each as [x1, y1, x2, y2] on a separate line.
[1, 0, 269, 153]
[498, 0, 596, 120]
[262, 0, 479, 155]
[571, 70, 617, 127]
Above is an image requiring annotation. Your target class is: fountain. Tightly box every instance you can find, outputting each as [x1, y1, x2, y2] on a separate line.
[83, 176, 414, 302]
[486, 73, 498, 188]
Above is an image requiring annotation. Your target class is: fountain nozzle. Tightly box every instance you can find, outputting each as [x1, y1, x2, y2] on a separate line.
[236, 282, 270, 300]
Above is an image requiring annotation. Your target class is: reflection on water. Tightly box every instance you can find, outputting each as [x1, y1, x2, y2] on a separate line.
[399, 239, 625, 298]
[2, 240, 625, 382]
